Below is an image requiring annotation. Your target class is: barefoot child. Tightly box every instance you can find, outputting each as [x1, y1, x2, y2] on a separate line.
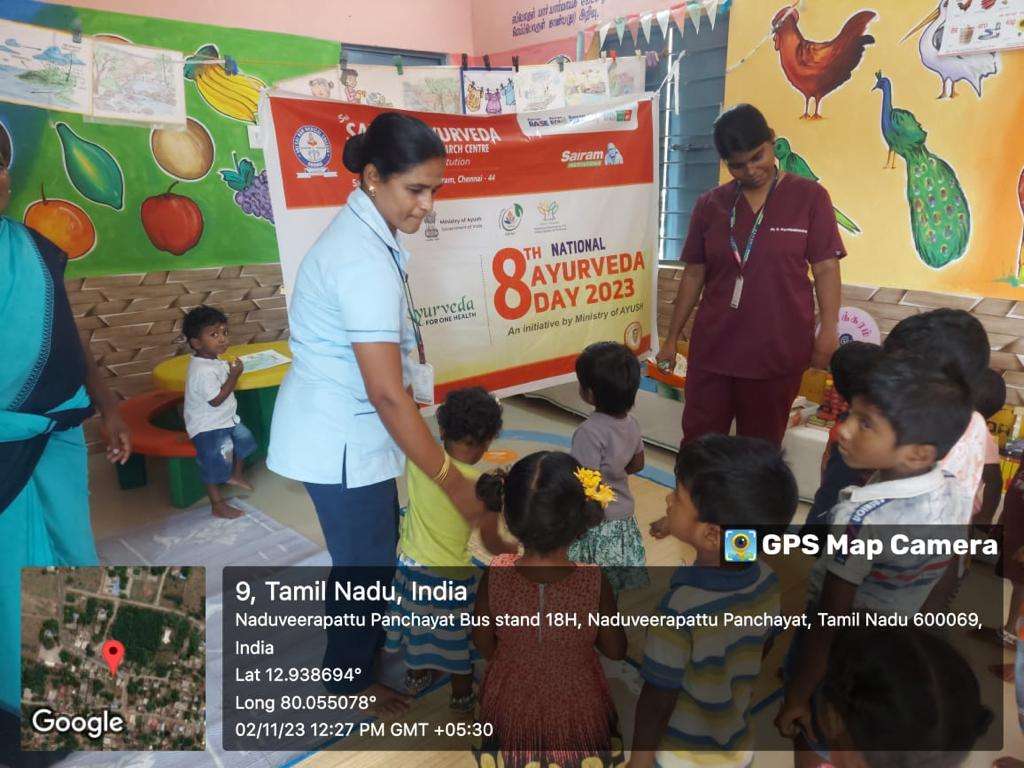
[182, 305, 256, 519]
[385, 387, 513, 712]
[473, 451, 627, 768]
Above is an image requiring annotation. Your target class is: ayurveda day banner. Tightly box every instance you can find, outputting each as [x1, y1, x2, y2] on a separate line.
[260, 92, 658, 398]
[724, 0, 1024, 299]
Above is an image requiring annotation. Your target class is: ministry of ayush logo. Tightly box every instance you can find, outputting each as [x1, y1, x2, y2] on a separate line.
[537, 200, 559, 222]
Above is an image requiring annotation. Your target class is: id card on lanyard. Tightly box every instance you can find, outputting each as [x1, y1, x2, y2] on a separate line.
[728, 172, 778, 310]
[390, 250, 435, 405]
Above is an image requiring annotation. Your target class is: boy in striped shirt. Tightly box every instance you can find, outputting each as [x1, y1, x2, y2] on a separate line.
[632, 435, 799, 768]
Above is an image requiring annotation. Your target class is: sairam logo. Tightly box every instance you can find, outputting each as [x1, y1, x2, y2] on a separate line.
[562, 149, 603, 168]
[499, 204, 523, 233]
[561, 144, 625, 169]
[412, 296, 477, 327]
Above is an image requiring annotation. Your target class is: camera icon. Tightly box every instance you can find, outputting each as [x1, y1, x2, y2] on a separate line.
[724, 529, 757, 563]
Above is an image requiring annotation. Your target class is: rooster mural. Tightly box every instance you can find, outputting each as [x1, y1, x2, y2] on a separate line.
[901, 0, 999, 98]
[873, 71, 970, 269]
[773, 138, 860, 234]
[771, 5, 877, 119]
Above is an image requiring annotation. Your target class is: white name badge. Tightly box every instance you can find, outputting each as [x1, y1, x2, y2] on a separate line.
[411, 362, 435, 405]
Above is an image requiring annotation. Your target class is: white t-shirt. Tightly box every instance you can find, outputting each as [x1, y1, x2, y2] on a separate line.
[184, 356, 239, 438]
[939, 410, 989, 523]
[808, 467, 967, 616]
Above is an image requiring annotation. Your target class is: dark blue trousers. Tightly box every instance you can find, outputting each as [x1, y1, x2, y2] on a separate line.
[304, 460, 399, 693]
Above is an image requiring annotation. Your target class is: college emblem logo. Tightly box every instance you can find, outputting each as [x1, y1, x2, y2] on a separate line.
[500, 204, 524, 233]
[292, 125, 334, 178]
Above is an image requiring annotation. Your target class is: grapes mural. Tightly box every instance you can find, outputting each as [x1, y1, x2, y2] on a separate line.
[220, 153, 274, 224]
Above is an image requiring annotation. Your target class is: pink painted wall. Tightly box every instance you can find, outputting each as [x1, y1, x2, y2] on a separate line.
[471, 0, 679, 55]
[47, 0, 475, 53]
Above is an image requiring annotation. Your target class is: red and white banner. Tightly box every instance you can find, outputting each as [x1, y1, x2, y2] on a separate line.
[260, 91, 658, 400]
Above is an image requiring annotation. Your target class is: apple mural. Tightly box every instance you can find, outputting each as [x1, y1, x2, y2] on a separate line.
[141, 182, 204, 255]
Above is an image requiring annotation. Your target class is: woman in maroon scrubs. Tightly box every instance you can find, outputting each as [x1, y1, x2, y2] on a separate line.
[656, 104, 844, 446]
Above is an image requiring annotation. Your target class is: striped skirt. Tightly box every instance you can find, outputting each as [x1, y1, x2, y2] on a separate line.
[383, 552, 480, 675]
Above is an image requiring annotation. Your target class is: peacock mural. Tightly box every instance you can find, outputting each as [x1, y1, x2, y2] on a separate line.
[872, 70, 970, 269]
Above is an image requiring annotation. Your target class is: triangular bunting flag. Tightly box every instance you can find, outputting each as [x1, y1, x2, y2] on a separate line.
[599, 21, 612, 47]
[704, 0, 719, 29]
[627, 15, 641, 44]
[641, 13, 653, 42]
[670, 6, 689, 37]
[686, 1, 703, 35]
[615, 17, 626, 43]
[656, 9, 671, 38]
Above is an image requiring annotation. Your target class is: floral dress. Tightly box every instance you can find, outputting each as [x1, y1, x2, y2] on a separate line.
[475, 554, 624, 768]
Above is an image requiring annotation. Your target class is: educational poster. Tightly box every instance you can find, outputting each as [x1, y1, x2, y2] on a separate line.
[0, 19, 92, 114]
[562, 59, 611, 106]
[261, 92, 659, 399]
[726, 0, 1024, 300]
[938, 0, 1024, 55]
[461, 67, 517, 115]
[276, 63, 404, 107]
[608, 56, 647, 97]
[513, 65, 566, 112]
[275, 65, 463, 114]
[400, 67, 462, 114]
[274, 66, 340, 98]
[1, 1, 343, 276]
[92, 41, 186, 126]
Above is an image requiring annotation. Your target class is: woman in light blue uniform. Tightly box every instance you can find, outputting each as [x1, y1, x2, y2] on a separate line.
[268, 113, 483, 713]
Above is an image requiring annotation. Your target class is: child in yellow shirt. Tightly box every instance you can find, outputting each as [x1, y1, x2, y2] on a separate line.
[384, 387, 513, 711]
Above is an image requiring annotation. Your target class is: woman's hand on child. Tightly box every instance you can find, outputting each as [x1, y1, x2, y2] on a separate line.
[649, 516, 670, 539]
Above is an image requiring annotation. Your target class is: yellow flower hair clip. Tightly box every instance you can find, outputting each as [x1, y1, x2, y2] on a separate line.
[574, 467, 616, 508]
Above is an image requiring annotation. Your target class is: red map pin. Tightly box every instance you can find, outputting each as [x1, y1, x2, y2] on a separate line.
[102, 640, 125, 677]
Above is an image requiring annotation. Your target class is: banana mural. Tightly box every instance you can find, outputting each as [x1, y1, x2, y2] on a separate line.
[184, 44, 265, 123]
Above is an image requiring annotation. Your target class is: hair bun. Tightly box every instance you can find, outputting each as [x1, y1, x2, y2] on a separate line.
[342, 133, 367, 174]
[476, 470, 507, 513]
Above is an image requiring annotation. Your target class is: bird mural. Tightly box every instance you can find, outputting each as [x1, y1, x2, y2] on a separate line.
[771, 5, 877, 119]
[901, 0, 999, 99]
[872, 71, 970, 269]
[773, 138, 861, 234]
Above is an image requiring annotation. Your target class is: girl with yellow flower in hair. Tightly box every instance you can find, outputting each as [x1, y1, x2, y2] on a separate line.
[472, 451, 627, 768]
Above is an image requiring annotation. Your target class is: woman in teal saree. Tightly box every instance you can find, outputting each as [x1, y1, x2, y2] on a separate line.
[0, 132, 131, 738]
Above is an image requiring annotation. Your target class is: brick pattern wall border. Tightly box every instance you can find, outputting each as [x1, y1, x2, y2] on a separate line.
[70, 261, 1024, 451]
[68, 264, 287, 451]
[656, 265, 1024, 405]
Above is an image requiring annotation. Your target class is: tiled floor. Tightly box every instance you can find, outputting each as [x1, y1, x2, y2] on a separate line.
[85, 396, 1024, 768]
